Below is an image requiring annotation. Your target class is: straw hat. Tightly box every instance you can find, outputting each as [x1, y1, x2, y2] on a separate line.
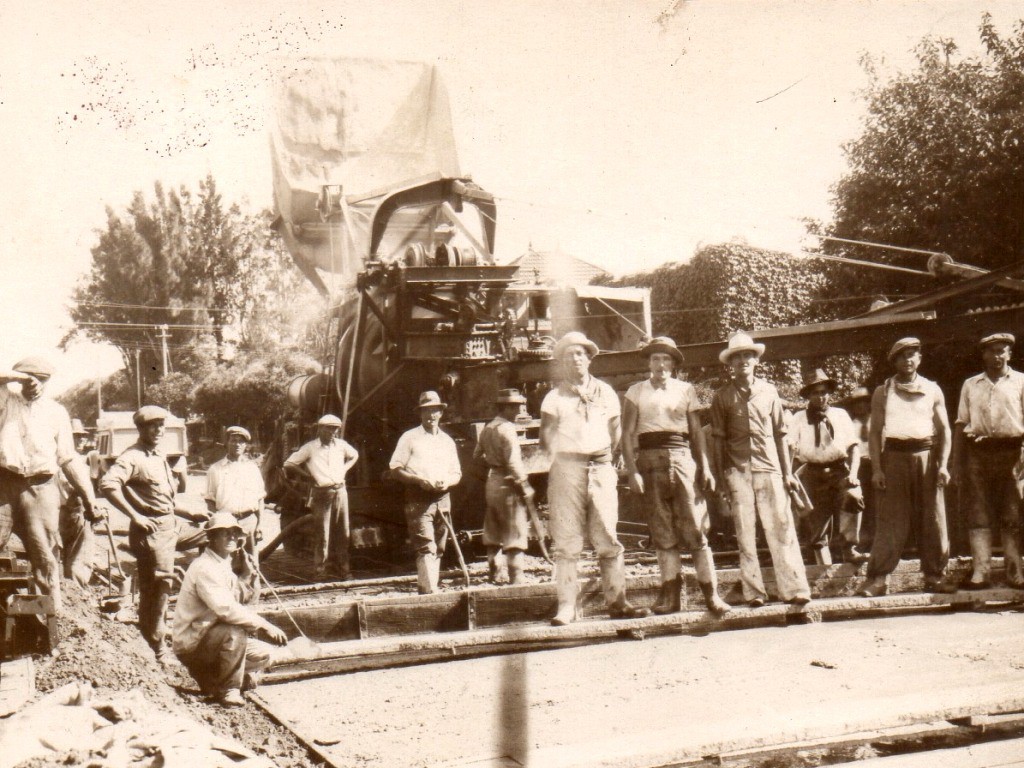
[718, 332, 766, 365]
[553, 331, 599, 360]
[641, 336, 684, 365]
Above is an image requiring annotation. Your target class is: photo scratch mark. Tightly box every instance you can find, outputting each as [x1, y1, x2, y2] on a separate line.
[655, 0, 687, 31]
[756, 76, 807, 104]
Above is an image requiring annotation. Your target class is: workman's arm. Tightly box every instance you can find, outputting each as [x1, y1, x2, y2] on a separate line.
[195, 573, 286, 644]
[933, 387, 952, 487]
[388, 433, 434, 491]
[688, 410, 715, 494]
[771, 395, 798, 493]
[341, 439, 359, 476]
[443, 436, 462, 489]
[282, 443, 314, 482]
[497, 422, 529, 488]
[950, 380, 971, 486]
[869, 385, 886, 490]
[621, 395, 643, 495]
[62, 456, 102, 521]
[99, 455, 158, 534]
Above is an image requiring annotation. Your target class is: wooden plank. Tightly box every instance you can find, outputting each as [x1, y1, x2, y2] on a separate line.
[260, 602, 361, 642]
[262, 588, 1024, 683]
[359, 591, 469, 638]
[248, 691, 345, 768]
[833, 736, 1024, 767]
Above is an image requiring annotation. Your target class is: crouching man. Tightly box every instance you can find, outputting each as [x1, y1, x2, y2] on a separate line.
[173, 513, 287, 707]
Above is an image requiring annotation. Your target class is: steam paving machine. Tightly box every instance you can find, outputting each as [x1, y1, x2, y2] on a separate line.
[265, 59, 650, 573]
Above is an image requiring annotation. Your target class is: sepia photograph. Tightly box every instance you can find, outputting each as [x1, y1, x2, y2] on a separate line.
[1, 1, 1024, 766]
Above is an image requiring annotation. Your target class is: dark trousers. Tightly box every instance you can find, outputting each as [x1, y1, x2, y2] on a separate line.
[177, 622, 272, 696]
[867, 448, 949, 578]
[964, 446, 1021, 532]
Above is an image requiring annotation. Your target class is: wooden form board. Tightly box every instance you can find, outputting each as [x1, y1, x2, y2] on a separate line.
[258, 557, 994, 644]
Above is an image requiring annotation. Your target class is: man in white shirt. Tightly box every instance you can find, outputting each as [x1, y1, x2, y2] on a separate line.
[859, 338, 954, 597]
[173, 513, 286, 707]
[951, 332, 1024, 589]
[622, 336, 729, 616]
[789, 369, 866, 566]
[0, 357, 97, 614]
[389, 391, 462, 594]
[283, 415, 359, 581]
[206, 426, 265, 567]
[541, 332, 649, 625]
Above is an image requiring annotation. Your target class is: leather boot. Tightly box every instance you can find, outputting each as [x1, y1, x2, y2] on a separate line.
[843, 545, 870, 565]
[487, 547, 500, 584]
[652, 550, 681, 614]
[693, 547, 731, 616]
[507, 549, 526, 585]
[857, 575, 887, 597]
[1003, 530, 1024, 588]
[964, 529, 992, 589]
[416, 554, 439, 594]
[551, 558, 579, 626]
[813, 545, 833, 566]
[600, 554, 650, 619]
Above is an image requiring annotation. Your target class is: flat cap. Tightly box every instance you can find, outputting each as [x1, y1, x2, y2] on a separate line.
[979, 332, 1015, 348]
[887, 337, 921, 361]
[206, 511, 244, 533]
[317, 414, 343, 428]
[13, 356, 55, 378]
[133, 405, 170, 426]
[226, 425, 252, 441]
[495, 388, 527, 405]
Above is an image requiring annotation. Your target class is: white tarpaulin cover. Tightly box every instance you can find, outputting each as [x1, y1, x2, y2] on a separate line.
[270, 58, 462, 283]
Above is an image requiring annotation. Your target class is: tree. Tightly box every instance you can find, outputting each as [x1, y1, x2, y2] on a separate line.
[820, 15, 1024, 301]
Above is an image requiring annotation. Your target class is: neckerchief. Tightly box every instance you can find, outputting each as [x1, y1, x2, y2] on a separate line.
[891, 375, 927, 397]
[565, 376, 599, 421]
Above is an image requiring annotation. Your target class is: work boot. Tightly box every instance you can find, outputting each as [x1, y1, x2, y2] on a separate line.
[653, 577, 682, 615]
[551, 558, 579, 626]
[486, 547, 501, 584]
[842, 545, 870, 566]
[600, 554, 650, 619]
[857, 575, 887, 597]
[507, 549, 526, 585]
[416, 554, 439, 595]
[217, 689, 245, 707]
[964, 529, 993, 589]
[1003, 530, 1024, 588]
[812, 545, 833, 566]
[652, 549, 682, 614]
[923, 575, 956, 594]
[698, 580, 732, 617]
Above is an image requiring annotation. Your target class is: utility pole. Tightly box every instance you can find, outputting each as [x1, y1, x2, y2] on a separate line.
[157, 324, 171, 377]
[95, 377, 102, 418]
[134, 349, 142, 408]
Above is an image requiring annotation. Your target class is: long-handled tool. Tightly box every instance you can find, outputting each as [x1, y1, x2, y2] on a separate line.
[438, 509, 471, 588]
[518, 485, 552, 563]
[241, 550, 322, 658]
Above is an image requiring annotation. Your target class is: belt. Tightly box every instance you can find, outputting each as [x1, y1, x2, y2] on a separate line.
[556, 450, 612, 465]
[314, 483, 345, 491]
[0, 467, 54, 485]
[802, 459, 847, 473]
[967, 435, 1024, 452]
[638, 431, 689, 450]
[885, 438, 933, 453]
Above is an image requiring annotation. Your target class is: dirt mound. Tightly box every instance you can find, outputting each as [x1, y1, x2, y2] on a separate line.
[21, 582, 316, 768]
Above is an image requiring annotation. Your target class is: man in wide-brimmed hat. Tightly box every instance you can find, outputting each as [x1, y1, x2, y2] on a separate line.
[473, 388, 533, 585]
[284, 414, 359, 582]
[0, 357, 97, 615]
[858, 338, 955, 597]
[710, 332, 811, 607]
[173, 512, 287, 707]
[622, 336, 730, 616]
[207, 425, 266, 569]
[540, 332, 649, 625]
[389, 391, 462, 594]
[951, 332, 1024, 590]
[789, 369, 867, 567]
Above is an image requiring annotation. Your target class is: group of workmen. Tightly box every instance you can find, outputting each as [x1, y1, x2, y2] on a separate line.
[0, 325, 1021, 707]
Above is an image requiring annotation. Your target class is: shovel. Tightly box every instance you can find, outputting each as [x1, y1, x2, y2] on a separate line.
[242, 551, 323, 659]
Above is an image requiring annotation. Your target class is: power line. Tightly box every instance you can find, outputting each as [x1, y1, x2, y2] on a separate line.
[75, 321, 219, 330]
[73, 300, 230, 312]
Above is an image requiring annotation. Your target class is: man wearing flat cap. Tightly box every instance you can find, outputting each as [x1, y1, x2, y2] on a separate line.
[710, 332, 811, 607]
[858, 338, 954, 597]
[206, 426, 266, 569]
[173, 512, 287, 707]
[473, 389, 533, 585]
[540, 331, 649, 625]
[100, 405, 205, 663]
[0, 357, 97, 614]
[389, 391, 462, 594]
[951, 333, 1024, 589]
[284, 414, 359, 582]
[789, 369, 867, 566]
[58, 418, 102, 586]
[622, 336, 730, 616]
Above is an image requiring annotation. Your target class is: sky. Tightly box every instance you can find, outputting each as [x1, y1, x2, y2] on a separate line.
[0, 0, 1020, 393]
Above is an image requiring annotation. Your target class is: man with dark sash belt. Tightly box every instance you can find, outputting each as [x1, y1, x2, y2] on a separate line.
[951, 332, 1024, 589]
[0, 357, 97, 614]
[711, 333, 811, 607]
[473, 388, 533, 585]
[622, 336, 730, 616]
[541, 331, 650, 625]
[789, 369, 868, 566]
[390, 391, 462, 595]
[858, 338, 955, 597]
